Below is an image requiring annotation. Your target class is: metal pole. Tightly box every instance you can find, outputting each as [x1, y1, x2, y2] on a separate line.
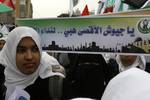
[69, 0, 73, 17]
[15, 0, 20, 18]
[26, 0, 31, 18]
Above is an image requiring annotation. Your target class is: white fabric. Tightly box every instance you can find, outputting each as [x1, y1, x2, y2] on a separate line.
[100, 0, 107, 14]
[39, 52, 65, 78]
[0, 25, 9, 44]
[116, 55, 146, 72]
[2, 26, 42, 89]
[6, 86, 30, 100]
[0, 25, 9, 66]
[101, 68, 150, 100]
[102, 53, 116, 63]
[0, 36, 7, 41]
[0, 25, 9, 37]
[113, 0, 129, 12]
[113, 0, 121, 12]
[71, 97, 94, 100]
[141, 0, 150, 8]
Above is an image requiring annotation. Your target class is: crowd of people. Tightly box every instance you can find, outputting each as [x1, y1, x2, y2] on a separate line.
[0, 0, 150, 99]
[0, 25, 150, 100]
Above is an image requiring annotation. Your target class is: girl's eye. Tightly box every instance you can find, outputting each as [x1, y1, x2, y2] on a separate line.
[32, 47, 39, 52]
[17, 46, 39, 54]
[17, 47, 26, 53]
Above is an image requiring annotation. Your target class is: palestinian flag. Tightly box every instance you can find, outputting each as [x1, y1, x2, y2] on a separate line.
[81, 5, 89, 16]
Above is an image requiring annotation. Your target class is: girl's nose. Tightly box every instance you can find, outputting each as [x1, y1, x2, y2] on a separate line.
[25, 49, 33, 60]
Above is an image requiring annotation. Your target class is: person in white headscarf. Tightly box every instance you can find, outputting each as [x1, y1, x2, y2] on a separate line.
[101, 67, 150, 100]
[105, 54, 146, 85]
[1, 26, 64, 100]
[116, 55, 146, 72]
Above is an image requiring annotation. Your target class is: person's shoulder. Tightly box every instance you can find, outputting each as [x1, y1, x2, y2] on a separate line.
[115, 68, 148, 77]
[102, 68, 150, 100]
[119, 68, 149, 77]
[109, 68, 150, 85]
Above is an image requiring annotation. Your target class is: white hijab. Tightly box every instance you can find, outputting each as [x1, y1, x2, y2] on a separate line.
[101, 68, 150, 100]
[116, 55, 146, 72]
[40, 51, 65, 78]
[1, 26, 42, 89]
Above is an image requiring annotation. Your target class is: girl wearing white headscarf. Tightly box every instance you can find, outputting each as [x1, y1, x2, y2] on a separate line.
[1, 26, 64, 100]
[101, 68, 150, 100]
[3, 26, 42, 89]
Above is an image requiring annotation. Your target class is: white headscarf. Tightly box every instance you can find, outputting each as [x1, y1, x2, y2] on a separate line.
[0, 24, 9, 38]
[39, 52, 65, 78]
[101, 68, 150, 100]
[0, 36, 7, 42]
[116, 55, 146, 72]
[2, 26, 42, 89]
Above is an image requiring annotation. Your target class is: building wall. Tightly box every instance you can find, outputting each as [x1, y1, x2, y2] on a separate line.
[0, 0, 33, 24]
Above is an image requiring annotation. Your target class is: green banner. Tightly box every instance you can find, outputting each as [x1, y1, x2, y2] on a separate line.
[16, 16, 150, 54]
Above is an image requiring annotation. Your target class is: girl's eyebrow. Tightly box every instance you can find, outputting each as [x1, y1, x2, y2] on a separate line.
[17, 45, 38, 48]
[17, 45, 24, 48]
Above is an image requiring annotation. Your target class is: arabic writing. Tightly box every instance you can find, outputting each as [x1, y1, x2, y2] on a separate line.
[34, 25, 135, 37]
[34, 27, 56, 34]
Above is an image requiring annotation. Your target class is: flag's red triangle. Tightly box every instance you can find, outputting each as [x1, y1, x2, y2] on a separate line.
[103, 6, 113, 13]
[82, 5, 89, 16]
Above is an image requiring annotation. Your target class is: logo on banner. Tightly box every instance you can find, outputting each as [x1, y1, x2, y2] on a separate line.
[137, 19, 150, 34]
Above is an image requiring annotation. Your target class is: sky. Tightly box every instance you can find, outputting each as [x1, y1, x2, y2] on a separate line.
[31, 0, 99, 18]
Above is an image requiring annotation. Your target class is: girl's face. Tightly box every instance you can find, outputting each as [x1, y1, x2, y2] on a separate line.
[16, 37, 40, 75]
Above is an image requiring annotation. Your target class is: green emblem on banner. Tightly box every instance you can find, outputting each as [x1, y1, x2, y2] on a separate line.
[138, 19, 150, 34]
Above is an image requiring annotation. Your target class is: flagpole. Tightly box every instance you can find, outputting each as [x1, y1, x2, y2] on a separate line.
[15, 0, 20, 18]
[26, 0, 31, 18]
[69, 0, 73, 17]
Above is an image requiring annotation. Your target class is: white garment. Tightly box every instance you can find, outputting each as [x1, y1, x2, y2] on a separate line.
[102, 53, 116, 63]
[116, 55, 146, 72]
[113, 0, 121, 12]
[0, 36, 7, 42]
[40, 52, 65, 78]
[6, 86, 30, 100]
[101, 68, 150, 100]
[0, 25, 9, 37]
